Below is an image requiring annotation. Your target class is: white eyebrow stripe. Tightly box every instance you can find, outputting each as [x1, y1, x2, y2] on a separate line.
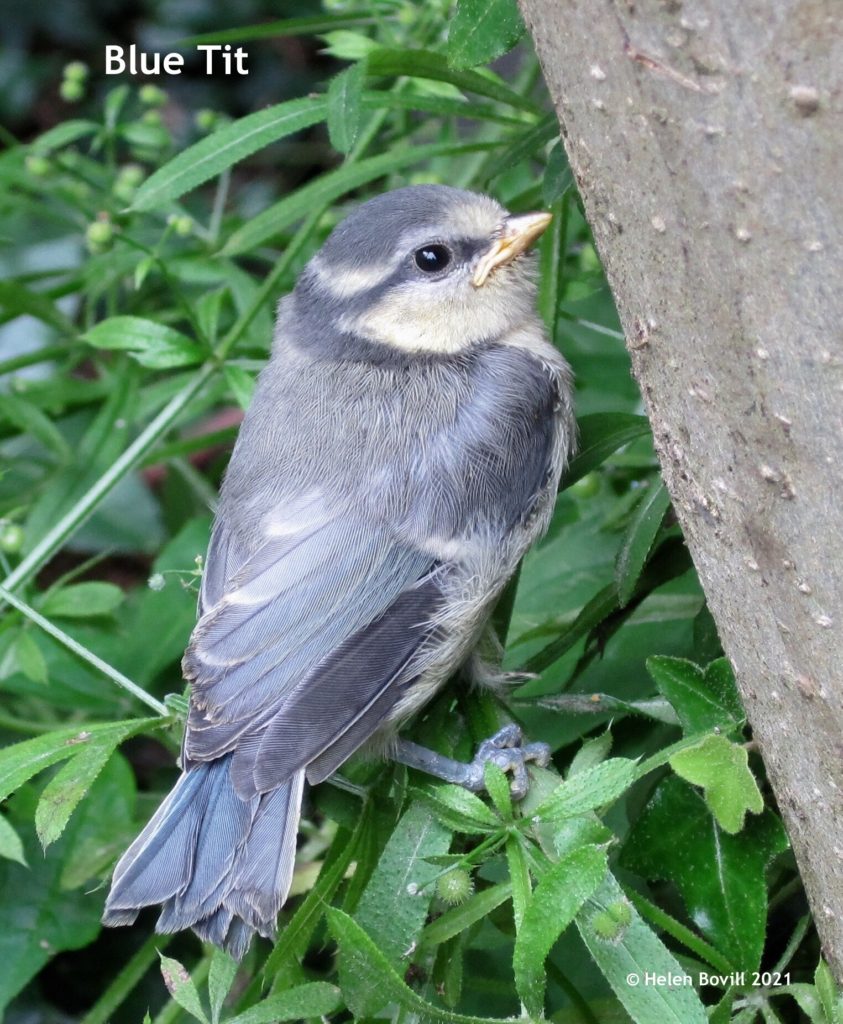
[310, 253, 397, 297]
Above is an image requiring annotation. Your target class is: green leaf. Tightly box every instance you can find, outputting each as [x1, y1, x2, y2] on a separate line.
[506, 834, 531, 931]
[226, 984, 342, 1024]
[354, 801, 451, 967]
[577, 871, 708, 1024]
[647, 656, 745, 735]
[40, 581, 124, 619]
[0, 757, 134, 1013]
[564, 413, 651, 488]
[0, 392, 71, 461]
[327, 63, 365, 154]
[224, 366, 256, 411]
[8, 632, 49, 685]
[543, 141, 573, 205]
[0, 815, 26, 867]
[320, 29, 378, 61]
[413, 781, 499, 834]
[0, 718, 159, 805]
[35, 725, 137, 849]
[615, 481, 671, 606]
[366, 48, 539, 113]
[159, 955, 210, 1024]
[815, 959, 842, 1024]
[447, 0, 525, 69]
[31, 119, 99, 154]
[418, 881, 511, 949]
[483, 762, 512, 819]
[180, 13, 380, 46]
[568, 730, 612, 778]
[208, 948, 237, 1024]
[83, 316, 205, 369]
[669, 734, 762, 834]
[328, 907, 513, 1023]
[621, 775, 788, 971]
[523, 581, 618, 674]
[222, 140, 495, 255]
[533, 758, 637, 821]
[131, 96, 329, 210]
[513, 845, 607, 1018]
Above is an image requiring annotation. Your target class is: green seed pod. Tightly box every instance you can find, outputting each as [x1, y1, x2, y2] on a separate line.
[591, 900, 632, 941]
[435, 869, 474, 906]
[86, 218, 114, 252]
[60, 79, 85, 103]
[0, 523, 24, 554]
[139, 84, 167, 107]
[63, 61, 89, 82]
[25, 154, 51, 177]
[195, 108, 217, 133]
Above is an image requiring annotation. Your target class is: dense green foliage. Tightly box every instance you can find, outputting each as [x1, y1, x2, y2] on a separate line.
[0, 2, 836, 1022]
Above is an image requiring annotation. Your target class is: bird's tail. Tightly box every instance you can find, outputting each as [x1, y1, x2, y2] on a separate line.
[102, 756, 304, 959]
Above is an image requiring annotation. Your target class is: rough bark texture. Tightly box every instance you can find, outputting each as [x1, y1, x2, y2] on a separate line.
[520, 0, 843, 976]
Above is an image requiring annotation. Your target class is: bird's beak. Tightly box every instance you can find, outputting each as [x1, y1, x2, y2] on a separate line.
[472, 211, 553, 287]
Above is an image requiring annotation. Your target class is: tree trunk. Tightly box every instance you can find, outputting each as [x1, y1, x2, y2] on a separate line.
[520, 0, 843, 976]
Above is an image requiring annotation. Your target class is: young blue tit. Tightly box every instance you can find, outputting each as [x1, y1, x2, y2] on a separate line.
[103, 185, 575, 958]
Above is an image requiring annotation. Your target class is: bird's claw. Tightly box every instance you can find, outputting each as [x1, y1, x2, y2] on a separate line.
[464, 724, 551, 800]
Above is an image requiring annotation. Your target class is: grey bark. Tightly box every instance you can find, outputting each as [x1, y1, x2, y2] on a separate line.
[520, 0, 843, 977]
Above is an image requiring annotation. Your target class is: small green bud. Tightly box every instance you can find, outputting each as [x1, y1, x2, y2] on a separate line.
[63, 61, 89, 82]
[117, 163, 144, 186]
[60, 79, 85, 103]
[167, 214, 193, 237]
[141, 109, 163, 126]
[0, 523, 24, 554]
[194, 108, 217, 132]
[435, 869, 474, 906]
[591, 900, 632, 941]
[86, 218, 114, 252]
[139, 84, 167, 107]
[25, 154, 51, 177]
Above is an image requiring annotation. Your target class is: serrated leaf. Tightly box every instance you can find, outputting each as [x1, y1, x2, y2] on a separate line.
[616, 480, 671, 606]
[815, 960, 841, 1024]
[513, 845, 607, 1017]
[413, 781, 499, 834]
[35, 727, 131, 849]
[419, 881, 511, 949]
[568, 730, 613, 778]
[0, 392, 71, 461]
[647, 656, 745, 735]
[222, 140, 494, 256]
[621, 775, 788, 971]
[208, 948, 237, 1024]
[328, 907, 513, 1023]
[83, 316, 205, 369]
[40, 581, 124, 619]
[483, 762, 512, 819]
[132, 96, 329, 210]
[0, 815, 26, 867]
[226, 983, 342, 1024]
[0, 718, 160, 805]
[564, 412, 651, 487]
[327, 63, 365, 154]
[159, 955, 209, 1024]
[577, 871, 708, 1024]
[447, 0, 525, 69]
[533, 758, 637, 821]
[354, 801, 451, 967]
[506, 834, 531, 931]
[670, 734, 762, 834]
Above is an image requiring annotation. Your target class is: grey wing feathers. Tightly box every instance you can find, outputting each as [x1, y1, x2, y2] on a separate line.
[183, 505, 441, 795]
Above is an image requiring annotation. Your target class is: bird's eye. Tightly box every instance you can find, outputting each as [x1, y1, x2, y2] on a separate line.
[414, 244, 452, 274]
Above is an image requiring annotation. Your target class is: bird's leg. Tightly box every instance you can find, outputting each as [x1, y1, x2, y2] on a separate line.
[393, 723, 551, 800]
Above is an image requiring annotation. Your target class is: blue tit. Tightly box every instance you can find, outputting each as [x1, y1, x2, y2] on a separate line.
[103, 184, 575, 958]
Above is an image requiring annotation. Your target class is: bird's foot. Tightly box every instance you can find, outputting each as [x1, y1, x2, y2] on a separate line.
[394, 724, 551, 801]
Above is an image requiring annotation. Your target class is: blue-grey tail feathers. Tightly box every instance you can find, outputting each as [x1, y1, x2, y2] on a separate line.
[102, 756, 304, 960]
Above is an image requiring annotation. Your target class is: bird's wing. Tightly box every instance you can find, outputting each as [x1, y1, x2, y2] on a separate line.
[182, 496, 442, 795]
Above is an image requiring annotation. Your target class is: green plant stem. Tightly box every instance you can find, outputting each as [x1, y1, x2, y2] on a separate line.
[152, 953, 212, 1024]
[0, 585, 168, 716]
[0, 344, 70, 377]
[0, 710, 62, 735]
[80, 933, 173, 1024]
[0, 362, 215, 598]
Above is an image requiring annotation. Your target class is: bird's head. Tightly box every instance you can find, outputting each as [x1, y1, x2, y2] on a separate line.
[294, 185, 551, 357]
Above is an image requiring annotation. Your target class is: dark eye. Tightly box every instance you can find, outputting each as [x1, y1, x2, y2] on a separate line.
[414, 244, 452, 274]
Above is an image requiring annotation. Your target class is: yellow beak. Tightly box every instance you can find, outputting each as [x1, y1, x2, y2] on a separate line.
[472, 211, 553, 287]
